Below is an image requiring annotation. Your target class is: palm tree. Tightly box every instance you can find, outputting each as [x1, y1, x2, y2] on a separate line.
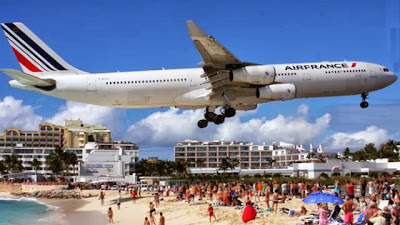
[219, 157, 231, 173]
[229, 157, 240, 174]
[28, 158, 41, 176]
[4, 155, 23, 174]
[175, 160, 189, 177]
[306, 152, 316, 160]
[45, 147, 64, 176]
[63, 152, 78, 175]
[0, 160, 5, 175]
[266, 158, 277, 168]
[195, 159, 205, 168]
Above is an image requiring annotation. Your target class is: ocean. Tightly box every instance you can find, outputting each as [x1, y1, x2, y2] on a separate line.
[0, 197, 59, 225]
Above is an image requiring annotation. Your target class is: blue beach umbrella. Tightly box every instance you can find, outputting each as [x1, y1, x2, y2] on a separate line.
[303, 192, 344, 204]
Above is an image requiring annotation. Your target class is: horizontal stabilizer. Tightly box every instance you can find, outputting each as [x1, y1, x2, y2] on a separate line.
[1, 69, 55, 86]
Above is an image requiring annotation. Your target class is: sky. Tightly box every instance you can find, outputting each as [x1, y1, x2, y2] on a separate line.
[0, 0, 399, 159]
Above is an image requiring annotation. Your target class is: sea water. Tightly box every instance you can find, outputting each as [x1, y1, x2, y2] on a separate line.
[0, 197, 58, 225]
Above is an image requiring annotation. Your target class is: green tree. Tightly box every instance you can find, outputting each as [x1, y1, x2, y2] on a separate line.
[266, 158, 277, 168]
[331, 172, 341, 177]
[4, 155, 23, 174]
[364, 143, 377, 154]
[28, 158, 41, 176]
[343, 148, 351, 159]
[0, 160, 5, 175]
[219, 157, 231, 173]
[63, 152, 78, 175]
[175, 160, 189, 177]
[319, 172, 329, 179]
[195, 159, 205, 168]
[45, 146, 64, 176]
[307, 152, 316, 160]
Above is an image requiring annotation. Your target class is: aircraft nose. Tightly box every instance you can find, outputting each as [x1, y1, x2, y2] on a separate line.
[388, 73, 398, 85]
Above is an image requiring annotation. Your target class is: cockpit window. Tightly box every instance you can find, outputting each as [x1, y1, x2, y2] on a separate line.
[383, 68, 389, 72]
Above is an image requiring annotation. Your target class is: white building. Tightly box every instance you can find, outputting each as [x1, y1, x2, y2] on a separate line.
[189, 158, 400, 179]
[77, 142, 139, 183]
[0, 146, 82, 175]
[175, 140, 326, 169]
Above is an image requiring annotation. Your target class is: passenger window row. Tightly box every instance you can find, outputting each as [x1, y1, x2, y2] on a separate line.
[105, 78, 187, 85]
[325, 69, 366, 74]
[277, 73, 297, 76]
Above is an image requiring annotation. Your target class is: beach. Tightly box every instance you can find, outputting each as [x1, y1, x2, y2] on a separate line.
[35, 190, 321, 225]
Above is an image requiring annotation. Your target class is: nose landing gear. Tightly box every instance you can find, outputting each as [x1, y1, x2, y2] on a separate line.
[197, 106, 236, 128]
[360, 93, 369, 109]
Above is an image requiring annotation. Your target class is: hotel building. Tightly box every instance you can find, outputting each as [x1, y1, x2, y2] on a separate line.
[174, 140, 325, 169]
[0, 120, 112, 175]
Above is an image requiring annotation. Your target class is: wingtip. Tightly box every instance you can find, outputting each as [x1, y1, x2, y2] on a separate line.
[186, 20, 207, 38]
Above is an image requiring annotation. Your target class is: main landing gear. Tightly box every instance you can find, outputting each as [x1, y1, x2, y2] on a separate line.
[360, 93, 369, 109]
[197, 106, 236, 128]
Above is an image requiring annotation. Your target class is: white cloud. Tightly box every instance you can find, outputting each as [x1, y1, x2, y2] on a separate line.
[124, 105, 331, 147]
[323, 126, 391, 151]
[297, 104, 309, 116]
[0, 96, 42, 130]
[124, 108, 215, 147]
[47, 101, 125, 134]
[214, 112, 331, 144]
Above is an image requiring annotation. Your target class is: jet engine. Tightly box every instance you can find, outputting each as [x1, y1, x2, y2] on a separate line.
[256, 83, 296, 100]
[229, 65, 275, 85]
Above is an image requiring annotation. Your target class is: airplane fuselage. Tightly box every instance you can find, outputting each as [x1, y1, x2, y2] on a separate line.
[11, 61, 397, 110]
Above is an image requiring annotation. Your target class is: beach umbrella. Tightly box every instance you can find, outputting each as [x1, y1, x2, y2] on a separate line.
[303, 192, 344, 204]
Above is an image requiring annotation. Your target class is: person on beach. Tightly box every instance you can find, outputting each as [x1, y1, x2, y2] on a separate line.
[144, 217, 150, 225]
[100, 191, 105, 206]
[150, 201, 156, 214]
[155, 192, 160, 207]
[343, 196, 358, 225]
[317, 203, 329, 225]
[107, 207, 114, 224]
[346, 182, 355, 199]
[132, 190, 137, 204]
[264, 186, 270, 210]
[369, 211, 386, 225]
[150, 212, 157, 225]
[208, 203, 217, 222]
[116, 192, 121, 210]
[272, 189, 279, 213]
[159, 212, 165, 225]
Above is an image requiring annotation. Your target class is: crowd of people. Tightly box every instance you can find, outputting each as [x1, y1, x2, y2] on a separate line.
[97, 179, 400, 224]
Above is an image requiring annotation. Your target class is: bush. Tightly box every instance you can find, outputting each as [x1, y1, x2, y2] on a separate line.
[393, 171, 400, 176]
[254, 174, 262, 178]
[319, 173, 329, 179]
[369, 172, 378, 178]
[272, 173, 282, 178]
[331, 172, 341, 177]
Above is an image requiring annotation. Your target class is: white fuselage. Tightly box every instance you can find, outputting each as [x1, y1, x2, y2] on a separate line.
[11, 61, 397, 110]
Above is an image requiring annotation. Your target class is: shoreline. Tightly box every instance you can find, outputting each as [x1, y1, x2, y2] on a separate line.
[40, 198, 108, 225]
[1, 191, 108, 225]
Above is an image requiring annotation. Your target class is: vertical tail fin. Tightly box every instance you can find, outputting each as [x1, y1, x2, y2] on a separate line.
[1, 22, 86, 75]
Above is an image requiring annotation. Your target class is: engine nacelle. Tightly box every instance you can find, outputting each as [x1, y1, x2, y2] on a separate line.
[229, 65, 275, 85]
[256, 83, 296, 100]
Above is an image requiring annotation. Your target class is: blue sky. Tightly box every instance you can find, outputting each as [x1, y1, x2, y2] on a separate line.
[0, 0, 399, 159]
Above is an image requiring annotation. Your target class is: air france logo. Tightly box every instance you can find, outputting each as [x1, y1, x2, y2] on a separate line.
[285, 63, 355, 71]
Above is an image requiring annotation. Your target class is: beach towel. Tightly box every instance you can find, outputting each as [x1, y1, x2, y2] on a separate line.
[378, 200, 388, 210]
[242, 205, 257, 223]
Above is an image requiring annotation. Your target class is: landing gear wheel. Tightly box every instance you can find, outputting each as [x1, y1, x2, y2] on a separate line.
[204, 112, 216, 121]
[213, 115, 225, 125]
[360, 101, 369, 108]
[197, 119, 208, 128]
[224, 108, 236, 118]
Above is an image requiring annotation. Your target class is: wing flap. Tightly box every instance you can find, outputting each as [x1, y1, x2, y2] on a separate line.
[1, 69, 55, 86]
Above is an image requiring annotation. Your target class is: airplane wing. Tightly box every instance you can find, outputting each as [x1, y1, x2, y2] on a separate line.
[1, 69, 55, 86]
[186, 21, 259, 104]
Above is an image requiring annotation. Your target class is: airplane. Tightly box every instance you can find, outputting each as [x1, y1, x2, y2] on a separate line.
[0, 21, 397, 128]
